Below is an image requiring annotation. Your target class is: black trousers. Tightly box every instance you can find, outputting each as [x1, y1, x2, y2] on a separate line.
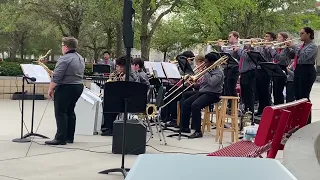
[102, 113, 119, 130]
[240, 70, 255, 113]
[54, 84, 83, 141]
[294, 64, 316, 124]
[223, 67, 239, 97]
[256, 69, 271, 114]
[272, 76, 287, 105]
[180, 91, 220, 132]
[286, 81, 295, 103]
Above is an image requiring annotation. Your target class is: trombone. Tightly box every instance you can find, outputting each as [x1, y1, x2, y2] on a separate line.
[161, 56, 228, 108]
[164, 62, 206, 99]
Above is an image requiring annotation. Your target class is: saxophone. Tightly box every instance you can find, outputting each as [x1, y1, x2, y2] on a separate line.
[34, 49, 53, 77]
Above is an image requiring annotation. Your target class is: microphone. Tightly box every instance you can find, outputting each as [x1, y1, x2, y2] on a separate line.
[24, 76, 36, 82]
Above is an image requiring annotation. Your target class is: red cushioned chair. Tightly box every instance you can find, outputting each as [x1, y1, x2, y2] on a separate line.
[207, 98, 311, 158]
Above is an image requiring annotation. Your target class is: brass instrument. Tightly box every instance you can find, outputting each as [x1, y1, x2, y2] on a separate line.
[107, 71, 125, 82]
[34, 49, 53, 77]
[250, 41, 276, 47]
[164, 62, 206, 99]
[169, 59, 178, 64]
[161, 56, 228, 108]
[146, 104, 157, 117]
[271, 38, 300, 49]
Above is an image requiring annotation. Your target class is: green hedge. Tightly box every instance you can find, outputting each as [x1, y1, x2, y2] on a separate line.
[0, 61, 93, 76]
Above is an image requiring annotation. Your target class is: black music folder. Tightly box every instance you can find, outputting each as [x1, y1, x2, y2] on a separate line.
[93, 64, 111, 74]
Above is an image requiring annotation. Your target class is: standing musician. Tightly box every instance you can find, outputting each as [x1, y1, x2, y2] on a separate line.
[45, 37, 85, 145]
[270, 32, 294, 105]
[239, 36, 256, 114]
[131, 57, 150, 88]
[288, 27, 318, 124]
[163, 51, 195, 127]
[217, 31, 241, 99]
[101, 56, 140, 136]
[179, 52, 224, 138]
[97, 51, 115, 72]
[254, 32, 276, 116]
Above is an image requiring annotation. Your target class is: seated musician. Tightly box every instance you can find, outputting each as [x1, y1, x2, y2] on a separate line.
[165, 55, 205, 128]
[163, 51, 195, 127]
[180, 52, 224, 138]
[101, 56, 140, 136]
[97, 51, 115, 72]
[131, 57, 150, 88]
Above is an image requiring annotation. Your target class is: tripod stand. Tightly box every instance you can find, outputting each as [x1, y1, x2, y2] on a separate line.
[13, 76, 49, 143]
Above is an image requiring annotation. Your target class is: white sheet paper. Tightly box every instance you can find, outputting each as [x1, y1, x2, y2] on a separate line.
[161, 62, 181, 79]
[144, 61, 166, 78]
[20, 64, 51, 84]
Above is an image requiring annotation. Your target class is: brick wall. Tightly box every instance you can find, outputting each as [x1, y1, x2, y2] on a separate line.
[0, 76, 91, 99]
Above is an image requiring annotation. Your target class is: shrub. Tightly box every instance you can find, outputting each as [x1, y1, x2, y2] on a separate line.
[0, 61, 93, 76]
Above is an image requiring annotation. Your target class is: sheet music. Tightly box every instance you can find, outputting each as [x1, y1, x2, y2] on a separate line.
[161, 62, 181, 79]
[144, 61, 166, 78]
[20, 64, 51, 84]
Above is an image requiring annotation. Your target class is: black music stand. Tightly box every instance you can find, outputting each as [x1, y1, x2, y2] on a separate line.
[12, 76, 49, 143]
[93, 64, 111, 74]
[99, 81, 147, 177]
[166, 55, 194, 139]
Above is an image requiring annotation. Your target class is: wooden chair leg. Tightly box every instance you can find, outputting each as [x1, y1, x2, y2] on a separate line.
[218, 100, 228, 144]
[177, 101, 180, 126]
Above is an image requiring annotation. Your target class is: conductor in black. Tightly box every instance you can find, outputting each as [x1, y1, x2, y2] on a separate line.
[45, 37, 85, 145]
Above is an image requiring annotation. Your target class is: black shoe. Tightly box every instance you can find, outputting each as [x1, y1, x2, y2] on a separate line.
[101, 129, 113, 136]
[45, 139, 66, 145]
[188, 132, 203, 139]
[165, 121, 177, 127]
[66, 140, 74, 144]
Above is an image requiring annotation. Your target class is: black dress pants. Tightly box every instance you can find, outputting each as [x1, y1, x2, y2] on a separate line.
[180, 91, 220, 132]
[294, 64, 316, 124]
[240, 70, 255, 113]
[286, 81, 295, 103]
[223, 67, 239, 97]
[256, 69, 271, 114]
[102, 113, 119, 130]
[272, 76, 287, 105]
[54, 84, 84, 142]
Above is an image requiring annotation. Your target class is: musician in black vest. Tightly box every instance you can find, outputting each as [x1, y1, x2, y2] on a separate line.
[288, 27, 318, 124]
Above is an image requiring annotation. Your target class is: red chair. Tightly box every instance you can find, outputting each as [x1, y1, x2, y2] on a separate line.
[207, 98, 311, 158]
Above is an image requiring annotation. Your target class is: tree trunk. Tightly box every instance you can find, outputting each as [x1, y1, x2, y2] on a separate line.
[115, 22, 123, 58]
[140, 36, 150, 60]
[163, 51, 167, 61]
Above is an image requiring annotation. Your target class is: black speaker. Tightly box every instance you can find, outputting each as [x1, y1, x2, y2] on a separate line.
[112, 119, 147, 155]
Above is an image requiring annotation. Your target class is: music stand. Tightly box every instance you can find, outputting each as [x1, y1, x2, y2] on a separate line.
[246, 51, 271, 125]
[13, 64, 50, 143]
[93, 64, 110, 74]
[166, 55, 194, 139]
[99, 81, 147, 176]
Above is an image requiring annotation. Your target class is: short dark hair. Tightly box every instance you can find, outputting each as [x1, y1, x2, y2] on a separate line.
[62, 37, 78, 49]
[131, 57, 144, 68]
[182, 51, 195, 58]
[115, 56, 126, 66]
[205, 52, 219, 62]
[265, 32, 276, 40]
[103, 51, 110, 55]
[303, 27, 315, 39]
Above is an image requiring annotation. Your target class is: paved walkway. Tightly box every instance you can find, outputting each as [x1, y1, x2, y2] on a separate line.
[1, 82, 320, 180]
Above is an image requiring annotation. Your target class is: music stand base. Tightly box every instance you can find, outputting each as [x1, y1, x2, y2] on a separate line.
[12, 138, 31, 143]
[167, 133, 190, 138]
[23, 133, 49, 139]
[99, 168, 130, 177]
